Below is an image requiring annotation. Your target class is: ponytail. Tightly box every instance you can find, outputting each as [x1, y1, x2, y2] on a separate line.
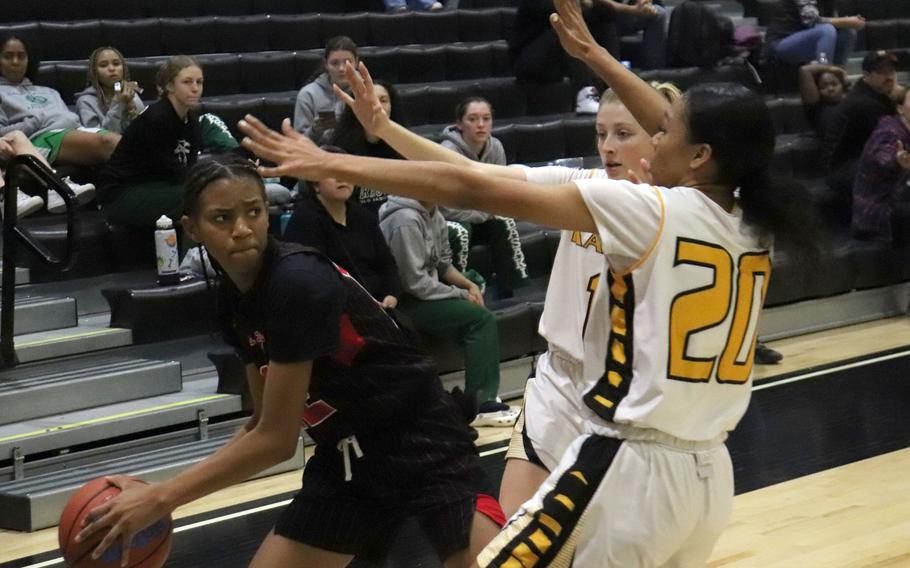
[738, 172, 819, 258]
[684, 83, 819, 258]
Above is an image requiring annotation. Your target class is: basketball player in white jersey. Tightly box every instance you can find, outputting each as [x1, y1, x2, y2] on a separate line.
[238, 0, 817, 562]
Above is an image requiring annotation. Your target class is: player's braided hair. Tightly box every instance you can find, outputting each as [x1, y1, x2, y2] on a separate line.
[182, 154, 265, 218]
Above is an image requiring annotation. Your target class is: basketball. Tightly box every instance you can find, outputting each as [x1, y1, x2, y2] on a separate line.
[58, 477, 173, 568]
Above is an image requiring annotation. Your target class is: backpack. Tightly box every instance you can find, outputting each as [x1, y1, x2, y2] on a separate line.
[666, 1, 736, 68]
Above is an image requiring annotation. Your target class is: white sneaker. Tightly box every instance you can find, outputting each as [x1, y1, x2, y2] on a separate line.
[0, 190, 44, 219]
[430, 1, 444, 10]
[575, 86, 600, 114]
[470, 406, 520, 428]
[47, 178, 95, 214]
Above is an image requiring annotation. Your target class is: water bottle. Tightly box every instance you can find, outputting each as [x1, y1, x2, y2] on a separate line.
[154, 215, 180, 286]
[818, 52, 829, 65]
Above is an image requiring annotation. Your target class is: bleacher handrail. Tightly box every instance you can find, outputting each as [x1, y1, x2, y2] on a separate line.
[1, 155, 80, 368]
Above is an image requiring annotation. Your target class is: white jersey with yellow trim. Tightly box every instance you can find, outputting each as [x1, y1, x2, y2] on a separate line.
[574, 178, 771, 442]
[523, 166, 611, 385]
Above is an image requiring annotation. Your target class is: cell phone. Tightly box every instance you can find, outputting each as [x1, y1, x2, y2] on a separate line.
[318, 110, 336, 122]
[114, 81, 122, 93]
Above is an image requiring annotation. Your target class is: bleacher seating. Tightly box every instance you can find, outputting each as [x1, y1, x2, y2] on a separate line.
[2, 10, 517, 59]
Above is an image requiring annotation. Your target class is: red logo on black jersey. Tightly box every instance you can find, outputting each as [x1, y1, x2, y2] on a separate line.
[302, 398, 338, 427]
[332, 312, 365, 366]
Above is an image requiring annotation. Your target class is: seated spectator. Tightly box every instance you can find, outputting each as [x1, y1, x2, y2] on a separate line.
[294, 36, 358, 146]
[76, 46, 146, 134]
[766, 0, 863, 66]
[852, 86, 910, 244]
[379, 195, 519, 427]
[799, 62, 848, 136]
[608, 0, 667, 70]
[439, 97, 528, 298]
[0, 130, 95, 217]
[0, 35, 120, 169]
[98, 56, 240, 230]
[509, 0, 619, 113]
[384, 0, 443, 12]
[824, 51, 899, 167]
[282, 145, 401, 308]
[331, 80, 406, 214]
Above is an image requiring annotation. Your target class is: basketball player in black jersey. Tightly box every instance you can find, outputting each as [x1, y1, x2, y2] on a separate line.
[76, 155, 502, 567]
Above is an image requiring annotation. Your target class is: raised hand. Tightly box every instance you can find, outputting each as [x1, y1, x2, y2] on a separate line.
[897, 140, 910, 170]
[550, 0, 601, 61]
[333, 61, 390, 139]
[626, 157, 654, 185]
[239, 115, 330, 181]
[74, 476, 167, 567]
[118, 81, 138, 104]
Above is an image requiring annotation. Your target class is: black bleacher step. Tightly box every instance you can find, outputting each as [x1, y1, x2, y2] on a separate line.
[18, 211, 120, 282]
[4, 295, 77, 336]
[102, 279, 219, 344]
[0, 355, 182, 426]
[0, 425, 305, 531]
[0, 373, 239, 466]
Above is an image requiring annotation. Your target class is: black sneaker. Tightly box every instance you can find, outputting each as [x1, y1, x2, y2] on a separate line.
[755, 342, 783, 364]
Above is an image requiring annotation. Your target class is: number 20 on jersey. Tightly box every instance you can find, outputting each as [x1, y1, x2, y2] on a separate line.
[668, 238, 771, 384]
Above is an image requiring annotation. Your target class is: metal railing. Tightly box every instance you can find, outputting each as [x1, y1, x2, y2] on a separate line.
[1, 155, 80, 368]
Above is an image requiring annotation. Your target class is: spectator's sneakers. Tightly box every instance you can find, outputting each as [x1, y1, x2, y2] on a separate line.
[47, 178, 95, 214]
[575, 86, 600, 114]
[430, 1, 444, 10]
[0, 190, 44, 219]
[471, 400, 521, 427]
[754, 341, 783, 364]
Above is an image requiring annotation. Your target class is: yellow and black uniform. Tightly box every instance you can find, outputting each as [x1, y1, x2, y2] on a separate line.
[481, 178, 770, 567]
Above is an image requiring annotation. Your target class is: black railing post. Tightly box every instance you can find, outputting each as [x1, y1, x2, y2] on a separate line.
[1, 168, 21, 368]
[0, 156, 80, 369]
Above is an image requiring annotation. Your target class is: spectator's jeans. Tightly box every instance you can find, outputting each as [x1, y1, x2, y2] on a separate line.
[616, 5, 668, 69]
[772, 23, 857, 65]
[384, 0, 437, 10]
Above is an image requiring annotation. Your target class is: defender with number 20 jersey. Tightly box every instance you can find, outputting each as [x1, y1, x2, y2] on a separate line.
[575, 177, 771, 442]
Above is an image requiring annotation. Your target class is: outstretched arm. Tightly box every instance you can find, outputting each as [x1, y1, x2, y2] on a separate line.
[239, 116, 596, 233]
[550, 0, 669, 135]
[335, 62, 526, 180]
